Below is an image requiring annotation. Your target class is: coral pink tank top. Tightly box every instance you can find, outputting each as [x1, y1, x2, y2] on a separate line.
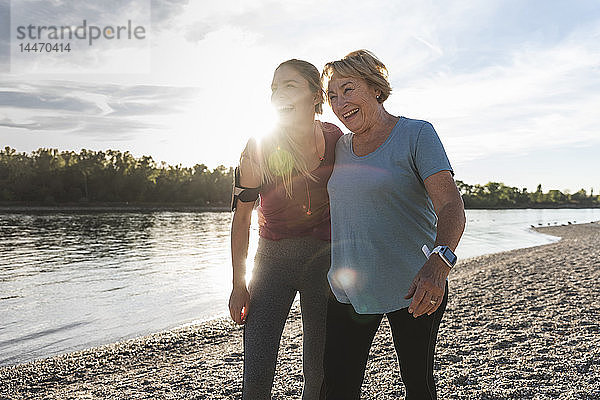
[259, 122, 343, 241]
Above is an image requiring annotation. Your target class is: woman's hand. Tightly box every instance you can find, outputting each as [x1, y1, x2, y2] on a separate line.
[229, 285, 250, 325]
[404, 256, 450, 318]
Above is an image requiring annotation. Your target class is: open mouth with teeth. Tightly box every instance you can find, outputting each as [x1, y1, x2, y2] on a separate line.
[277, 105, 295, 114]
[342, 108, 359, 120]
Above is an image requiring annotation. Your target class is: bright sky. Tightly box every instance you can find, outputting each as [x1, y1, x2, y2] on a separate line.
[1, 0, 599, 194]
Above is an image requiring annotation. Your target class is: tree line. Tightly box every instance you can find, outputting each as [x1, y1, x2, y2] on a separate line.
[456, 181, 599, 208]
[0, 147, 598, 208]
[0, 147, 232, 206]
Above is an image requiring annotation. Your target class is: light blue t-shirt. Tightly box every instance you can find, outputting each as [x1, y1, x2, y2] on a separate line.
[327, 117, 453, 314]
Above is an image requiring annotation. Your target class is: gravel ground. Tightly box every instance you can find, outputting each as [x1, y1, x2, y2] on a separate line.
[1, 222, 599, 400]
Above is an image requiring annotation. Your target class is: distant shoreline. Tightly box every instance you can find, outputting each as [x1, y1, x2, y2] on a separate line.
[0, 203, 230, 213]
[0, 203, 598, 213]
[465, 204, 600, 210]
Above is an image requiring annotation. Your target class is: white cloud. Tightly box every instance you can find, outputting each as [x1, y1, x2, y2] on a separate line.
[386, 21, 600, 167]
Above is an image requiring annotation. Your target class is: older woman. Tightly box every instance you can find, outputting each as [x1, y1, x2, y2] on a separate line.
[321, 50, 466, 400]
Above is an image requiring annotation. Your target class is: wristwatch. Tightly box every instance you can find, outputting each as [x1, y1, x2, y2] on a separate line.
[421, 245, 457, 269]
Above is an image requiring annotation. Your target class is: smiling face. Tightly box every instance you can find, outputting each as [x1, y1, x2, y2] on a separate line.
[271, 65, 317, 127]
[327, 74, 382, 135]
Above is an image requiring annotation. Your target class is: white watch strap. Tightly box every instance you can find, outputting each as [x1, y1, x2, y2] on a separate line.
[421, 245, 453, 268]
[421, 244, 432, 258]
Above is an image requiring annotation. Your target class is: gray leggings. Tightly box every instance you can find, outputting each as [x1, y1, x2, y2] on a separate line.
[243, 236, 331, 400]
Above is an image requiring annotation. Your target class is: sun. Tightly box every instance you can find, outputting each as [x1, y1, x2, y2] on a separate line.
[247, 104, 279, 143]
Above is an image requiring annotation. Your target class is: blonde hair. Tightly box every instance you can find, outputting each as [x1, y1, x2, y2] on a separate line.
[322, 49, 391, 104]
[243, 59, 324, 197]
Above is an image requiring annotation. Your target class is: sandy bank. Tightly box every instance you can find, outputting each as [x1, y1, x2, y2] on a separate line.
[1, 222, 599, 399]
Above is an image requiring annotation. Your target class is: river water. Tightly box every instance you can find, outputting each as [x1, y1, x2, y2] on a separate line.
[1, 208, 599, 366]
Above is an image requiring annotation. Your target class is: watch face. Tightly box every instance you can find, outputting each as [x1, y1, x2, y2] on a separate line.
[442, 247, 457, 265]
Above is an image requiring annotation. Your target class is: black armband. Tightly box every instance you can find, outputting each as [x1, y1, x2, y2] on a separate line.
[231, 166, 260, 211]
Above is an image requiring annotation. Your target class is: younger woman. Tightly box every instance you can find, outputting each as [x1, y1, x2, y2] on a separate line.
[229, 59, 343, 400]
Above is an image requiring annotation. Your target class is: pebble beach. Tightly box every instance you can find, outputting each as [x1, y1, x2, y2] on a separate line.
[1, 222, 599, 399]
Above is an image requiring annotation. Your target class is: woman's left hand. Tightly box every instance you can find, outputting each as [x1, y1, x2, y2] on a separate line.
[404, 256, 450, 318]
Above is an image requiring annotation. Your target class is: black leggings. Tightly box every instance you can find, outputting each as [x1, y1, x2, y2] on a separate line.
[243, 237, 331, 400]
[321, 282, 448, 400]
